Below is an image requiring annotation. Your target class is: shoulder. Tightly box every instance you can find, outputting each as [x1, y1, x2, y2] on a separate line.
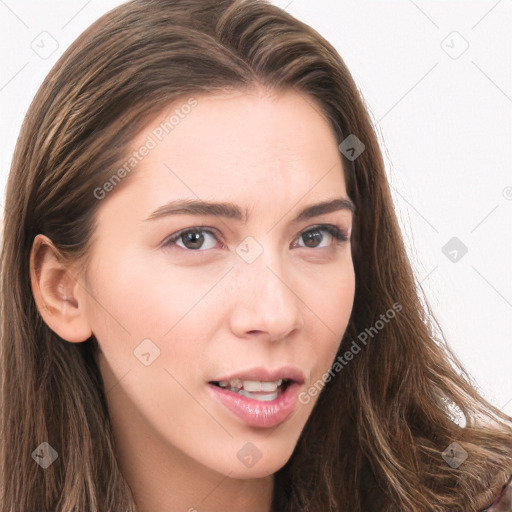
[480, 473, 512, 511]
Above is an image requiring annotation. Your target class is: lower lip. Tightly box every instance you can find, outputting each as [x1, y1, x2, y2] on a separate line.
[207, 382, 301, 428]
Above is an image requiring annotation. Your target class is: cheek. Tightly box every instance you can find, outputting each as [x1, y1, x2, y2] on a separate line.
[307, 263, 355, 377]
[88, 252, 216, 426]
[85, 249, 224, 386]
[88, 247, 215, 337]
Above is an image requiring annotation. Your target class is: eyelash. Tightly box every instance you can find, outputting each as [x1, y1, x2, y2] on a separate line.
[162, 224, 349, 251]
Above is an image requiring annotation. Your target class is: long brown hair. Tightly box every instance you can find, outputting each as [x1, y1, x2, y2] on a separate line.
[1, 1, 511, 510]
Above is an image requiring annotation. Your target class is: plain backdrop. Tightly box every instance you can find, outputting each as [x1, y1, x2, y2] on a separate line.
[0, 0, 510, 414]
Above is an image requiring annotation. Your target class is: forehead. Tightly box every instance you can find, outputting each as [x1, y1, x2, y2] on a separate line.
[90, 87, 350, 245]
[127, 87, 346, 195]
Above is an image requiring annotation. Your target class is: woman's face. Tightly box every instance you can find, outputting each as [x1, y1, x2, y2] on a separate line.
[79, 87, 355, 479]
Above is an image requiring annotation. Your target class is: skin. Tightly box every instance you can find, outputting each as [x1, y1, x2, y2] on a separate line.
[30, 87, 355, 512]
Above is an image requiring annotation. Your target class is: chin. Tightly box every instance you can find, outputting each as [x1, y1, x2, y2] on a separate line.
[220, 457, 288, 480]
[206, 440, 296, 480]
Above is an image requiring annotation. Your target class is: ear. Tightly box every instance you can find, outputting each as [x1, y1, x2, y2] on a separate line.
[29, 234, 92, 343]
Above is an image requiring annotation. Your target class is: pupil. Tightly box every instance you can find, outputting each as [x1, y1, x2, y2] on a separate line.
[303, 230, 322, 248]
[183, 231, 204, 249]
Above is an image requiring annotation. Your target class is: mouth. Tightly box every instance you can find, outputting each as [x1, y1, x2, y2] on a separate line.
[208, 378, 293, 402]
[206, 366, 305, 428]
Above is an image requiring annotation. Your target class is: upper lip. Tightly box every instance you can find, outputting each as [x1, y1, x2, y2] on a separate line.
[209, 365, 305, 384]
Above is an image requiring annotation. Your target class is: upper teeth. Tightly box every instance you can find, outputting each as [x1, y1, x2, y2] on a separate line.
[218, 379, 283, 392]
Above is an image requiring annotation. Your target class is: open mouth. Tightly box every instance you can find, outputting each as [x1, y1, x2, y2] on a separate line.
[209, 378, 293, 402]
[207, 371, 303, 427]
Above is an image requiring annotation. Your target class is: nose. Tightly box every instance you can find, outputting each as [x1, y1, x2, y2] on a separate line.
[228, 250, 305, 342]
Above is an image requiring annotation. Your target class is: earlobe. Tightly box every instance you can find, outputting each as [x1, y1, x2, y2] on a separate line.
[29, 234, 92, 343]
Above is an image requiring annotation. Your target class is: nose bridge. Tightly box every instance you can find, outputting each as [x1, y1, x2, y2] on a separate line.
[229, 237, 304, 339]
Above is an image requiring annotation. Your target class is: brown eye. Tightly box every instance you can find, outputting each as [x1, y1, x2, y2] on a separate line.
[296, 225, 348, 249]
[163, 228, 218, 250]
[301, 229, 324, 248]
[181, 230, 205, 249]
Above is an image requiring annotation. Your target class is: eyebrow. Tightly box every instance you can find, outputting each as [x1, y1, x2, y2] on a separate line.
[144, 197, 355, 223]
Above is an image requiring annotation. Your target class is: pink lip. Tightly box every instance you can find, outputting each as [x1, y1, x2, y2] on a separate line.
[210, 365, 305, 384]
[207, 365, 305, 428]
[207, 381, 302, 428]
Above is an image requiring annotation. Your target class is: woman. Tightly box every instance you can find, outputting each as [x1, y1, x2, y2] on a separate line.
[1, 0, 510, 510]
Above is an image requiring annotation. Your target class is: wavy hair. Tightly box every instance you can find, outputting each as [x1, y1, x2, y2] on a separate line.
[1, 0, 511, 510]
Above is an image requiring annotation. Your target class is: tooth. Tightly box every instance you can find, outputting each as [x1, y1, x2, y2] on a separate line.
[260, 381, 279, 392]
[229, 378, 243, 389]
[223, 378, 284, 392]
[243, 380, 262, 392]
[239, 389, 278, 401]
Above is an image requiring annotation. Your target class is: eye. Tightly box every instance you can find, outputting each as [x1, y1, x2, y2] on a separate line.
[163, 227, 219, 251]
[293, 225, 348, 249]
[162, 224, 349, 252]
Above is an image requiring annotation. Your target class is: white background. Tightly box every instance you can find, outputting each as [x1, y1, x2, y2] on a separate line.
[0, 0, 510, 414]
